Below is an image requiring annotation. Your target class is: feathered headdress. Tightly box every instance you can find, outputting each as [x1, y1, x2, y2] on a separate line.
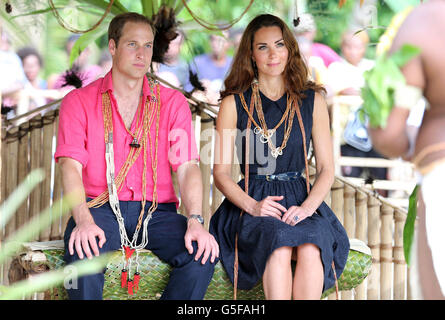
[151, 5, 180, 64]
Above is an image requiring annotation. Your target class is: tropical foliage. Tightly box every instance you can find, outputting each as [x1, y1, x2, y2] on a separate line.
[0, 169, 109, 300]
[0, 0, 424, 77]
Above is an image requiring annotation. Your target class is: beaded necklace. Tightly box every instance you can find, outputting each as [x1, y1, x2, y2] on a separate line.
[87, 77, 161, 295]
[239, 79, 296, 158]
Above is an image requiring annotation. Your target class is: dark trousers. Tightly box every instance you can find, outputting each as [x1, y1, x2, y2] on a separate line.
[63, 200, 215, 300]
[341, 144, 388, 180]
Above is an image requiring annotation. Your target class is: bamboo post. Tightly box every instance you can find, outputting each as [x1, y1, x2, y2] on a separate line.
[355, 190, 368, 241]
[29, 115, 42, 241]
[343, 184, 356, 238]
[211, 180, 223, 214]
[40, 113, 55, 241]
[342, 184, 355, 300]
[171, 169, 183, 213]
[308, 166, 316, 185]
[16, 123, 30, 230]
[380, 204, 394, 300]
[393, 208, 407, 300]
[51, 114, 64, 240]
[5, 127, 19, 238]
[199, 112, 213, 230]
[355, 189, 368, 300]
[330, 179, 344, 224]
[367, 196, 381, 299]
[328, 179, 344, 300]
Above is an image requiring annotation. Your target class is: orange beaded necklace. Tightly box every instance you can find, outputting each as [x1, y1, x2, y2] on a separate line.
[87, 77, 161, 295]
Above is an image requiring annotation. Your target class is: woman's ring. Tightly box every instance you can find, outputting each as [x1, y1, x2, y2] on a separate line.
[294, 215, 299, 222]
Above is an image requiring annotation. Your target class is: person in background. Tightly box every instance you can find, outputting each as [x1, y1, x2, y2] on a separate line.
[49, 34, 102, 90]
[368, 0, 445, 299]
[186, 30, 233, 105]
[328, 30, 387, 184]
[157, 29, 189, 89]
[0, 27, 27, 119]
[327, 30, 374, 96]
[97, 49, 112, 78]
[293, 13, 341, 68]
[16, 47, 48, 111]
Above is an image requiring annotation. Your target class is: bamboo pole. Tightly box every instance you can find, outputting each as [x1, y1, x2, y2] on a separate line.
[51, 115, 63, 240]
[355, 189, 368, 300]
[330, 179, 344, 224]
[29, 116, 42, 241]
[39, 114, 55, 241]
[343, 185, 356, 238]
[342, 184, 355, 300]
[211, 179, 223, 214]
[16, 123, 30, 230]
[380, 204, 394, 300]
[328, 179, 344, 300]
[5, 127, 19, 237]
[367, 196, 381, 299]
[199, 112, 213, 230]
[394, 208, 407, 300]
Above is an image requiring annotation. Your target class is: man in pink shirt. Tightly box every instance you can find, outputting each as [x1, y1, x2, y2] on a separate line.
[55, 12, 219, 300]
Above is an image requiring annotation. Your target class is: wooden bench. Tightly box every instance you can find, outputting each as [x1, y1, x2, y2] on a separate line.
[8, 239, 371, 300]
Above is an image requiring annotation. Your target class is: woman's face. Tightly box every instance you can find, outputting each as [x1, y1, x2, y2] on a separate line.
[341, 35, 366, 66]
[251, 26, 288, 78]
[23, 54, 41, 82]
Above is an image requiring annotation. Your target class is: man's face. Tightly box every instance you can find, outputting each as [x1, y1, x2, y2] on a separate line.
[109, 21, 154, 79]
[210, 32, 229, 58]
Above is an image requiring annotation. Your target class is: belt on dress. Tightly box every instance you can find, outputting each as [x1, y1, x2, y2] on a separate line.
[253, 171, 302, 181]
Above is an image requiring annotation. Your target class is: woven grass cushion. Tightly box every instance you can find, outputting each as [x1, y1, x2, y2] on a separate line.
[36, 239, 371, 300]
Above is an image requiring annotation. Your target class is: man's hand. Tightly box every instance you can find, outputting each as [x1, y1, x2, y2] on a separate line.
[184, 219, 219, 264]
[68, 221, 106, 260]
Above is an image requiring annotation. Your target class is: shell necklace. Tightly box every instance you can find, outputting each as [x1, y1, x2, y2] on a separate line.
[239, 79, 296, 158]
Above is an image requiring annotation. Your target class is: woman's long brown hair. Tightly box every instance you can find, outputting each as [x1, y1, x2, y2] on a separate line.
[220, 14, 325, 103]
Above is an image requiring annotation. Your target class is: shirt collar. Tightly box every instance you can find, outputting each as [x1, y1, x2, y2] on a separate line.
[100, 68, 152, 98]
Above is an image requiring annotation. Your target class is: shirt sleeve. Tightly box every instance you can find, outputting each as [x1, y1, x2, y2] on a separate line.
[167, 91, 199, 172]
[54, 90, 89, 167]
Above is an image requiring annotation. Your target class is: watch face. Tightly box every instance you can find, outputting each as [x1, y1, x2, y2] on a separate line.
[190, 215, 204, 224]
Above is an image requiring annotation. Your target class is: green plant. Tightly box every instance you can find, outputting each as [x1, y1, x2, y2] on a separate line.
[0, 169, 109, 300]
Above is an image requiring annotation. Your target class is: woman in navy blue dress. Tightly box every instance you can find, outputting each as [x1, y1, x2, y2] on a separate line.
[209, 14, 349, 299]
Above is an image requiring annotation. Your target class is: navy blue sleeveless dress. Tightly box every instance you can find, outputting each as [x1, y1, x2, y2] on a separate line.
[209, 87, 350, 292]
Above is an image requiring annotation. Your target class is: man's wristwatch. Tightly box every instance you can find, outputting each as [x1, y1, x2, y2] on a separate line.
[188, 214, 204, 225]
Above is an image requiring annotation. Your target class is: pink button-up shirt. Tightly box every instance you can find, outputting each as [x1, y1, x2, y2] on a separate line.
[55, 70, 199, 206]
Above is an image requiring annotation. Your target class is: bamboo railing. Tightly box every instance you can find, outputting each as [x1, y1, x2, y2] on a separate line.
[1, 97, 412, 300]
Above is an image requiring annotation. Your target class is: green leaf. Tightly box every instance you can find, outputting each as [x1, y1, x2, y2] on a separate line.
[0, 169, 45, 228]
[69, 23, 109, 67]
[384, 0, 420, 13]
[362, 44, 421, 128]
[0, 191, 82, 264]
[391, 44, 421, 67]
[403, 184, 419, 266]
[83, 0, 128, 16]
[9, 7, 56, 19]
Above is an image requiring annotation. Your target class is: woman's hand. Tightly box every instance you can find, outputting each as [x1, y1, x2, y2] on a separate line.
[281, 205, 314, 226]
[251, 195, 287, 220]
